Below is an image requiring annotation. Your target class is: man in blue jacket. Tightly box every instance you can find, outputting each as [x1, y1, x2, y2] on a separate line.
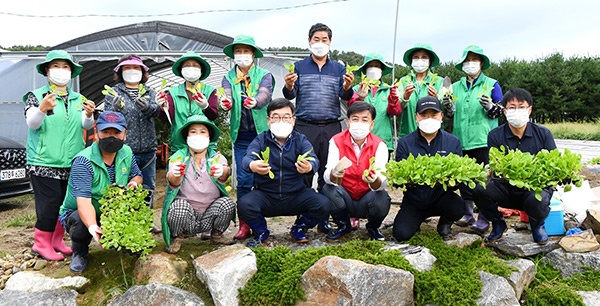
[237, 98, 331, 247]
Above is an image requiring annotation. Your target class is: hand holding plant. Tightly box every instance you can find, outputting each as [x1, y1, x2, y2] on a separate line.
[252, 147, 274, 179]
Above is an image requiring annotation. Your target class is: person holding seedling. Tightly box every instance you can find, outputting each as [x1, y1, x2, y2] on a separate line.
[446, 45, 503, 235]
[59, 111, 143, 272]
[156, 51, 219, 153]
[237, 98, 330, 247]
[103, 54, 160, 224]
[392, 96, 464, 242]
[473, 88, 557, 245]
[397, 43, 444, 139]
[321, 102, 391, 241]
[23, 50, 96, 261]
[219, 34, 275, 240]
[162, 114, 235, 253]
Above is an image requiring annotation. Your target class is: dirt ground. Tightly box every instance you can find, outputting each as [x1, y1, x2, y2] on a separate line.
[1, 167, 600, 255]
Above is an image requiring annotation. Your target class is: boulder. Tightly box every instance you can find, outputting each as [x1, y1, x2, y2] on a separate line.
[385, 244, 436, 272]
[544, 248, 600, 277]
[108, 282, 204, 306]
[503, 259, 536, 299]
[559, 229, 600, 252]
[4, 271, 89, 292]
[445, 232, 483, 249]
[476, 271, 519, 306]
[0, 289, 78, 306]
[582, 208, 600, 234]
[133, 253, 188, 285]
[485, 229, 559, 257]
[576, 291, 600, 306]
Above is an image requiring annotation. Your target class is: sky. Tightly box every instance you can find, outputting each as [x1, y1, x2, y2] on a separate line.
[0, 0, 599, 66]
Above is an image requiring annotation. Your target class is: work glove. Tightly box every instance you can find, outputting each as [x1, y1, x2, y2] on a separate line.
[134, 96, 149, 111]
[362, 169, 378, 184]
[112, 95, 126, 112]
[169, 162, 186, 177]
[243, 96, 257, 109]
[479, 95, 493, 111]
[357, 83, 369, 100]
[88, 224, 103, 244]
[127, 181, 139, 189]
[219, 96, 232, 111]
[332, 158, 351, 178]
[192, 92, 209, 110]
[209, 163, 224, 178]
[389, 86, 400, 104]
[442, 96, 455, 117]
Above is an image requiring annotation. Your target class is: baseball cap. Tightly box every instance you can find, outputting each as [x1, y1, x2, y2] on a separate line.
[97, 111, 127, 131]
[416, 96, 442, 114]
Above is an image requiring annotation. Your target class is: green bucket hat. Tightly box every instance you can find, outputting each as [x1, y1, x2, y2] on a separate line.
[172, 51, 211, 80]
[177, 114, 220, 143]
[36, 50, 83, 78]
[402, 43, 440, 68]
[223, 34, 264, 59]
[358, 52, 393, 76]
[455, 45, 491, 71]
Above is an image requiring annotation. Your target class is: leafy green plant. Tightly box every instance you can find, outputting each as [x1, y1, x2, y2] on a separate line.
[363, 156, 380, 177]
[385, 153, 488, 191]
[4, 213, 36, 227]
[99, 184, 156, 260]
[101, 84, 118, 97]
[252, 147, 274, 179]
[296, 149, 315, 162]
[360, 72, 380, 88]
[588, 156, 600, 165]
[283, 62, 295, 73]
[215, 87, 225, 98]
[345, 64, 359, 74]
[489, 146, 583, 200]
[137, 84, 147, 98]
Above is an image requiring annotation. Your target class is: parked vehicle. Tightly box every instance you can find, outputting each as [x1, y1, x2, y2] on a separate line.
[0, 136, 32, 199]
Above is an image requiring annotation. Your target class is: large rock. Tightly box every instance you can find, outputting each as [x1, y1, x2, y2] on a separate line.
[582, 208, 600, 234]
[544, 248, 600, 277]
[577, 291, 600, 306]
[133, 253, 188, 285]
[298, 255, 414, 306]
[503, 259, 536, 299]
[445, 232, 483, 249]
[0, 289, 78, 306]
[476, 271, 519, 306]
[108, 282, 204, 306]
[385, 244, 436, 272]
[559, 229, 600, 252]
[485, 229, 559, 257]
[4, 271, 89, 292]
[193, 244, 256, 306]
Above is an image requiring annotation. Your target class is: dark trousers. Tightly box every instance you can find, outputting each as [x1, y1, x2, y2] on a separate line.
[63, 210, 97, 251]
[321, 184, 391, 228]
[393, 187, 464, 242]
[295, 120, 341, 191]
[472, 182, 552, 223]
[460, 147, 489, 201]
[31, 175, 69, 231]
[233, 132, 257, 201]
[237, 188, 330, 228]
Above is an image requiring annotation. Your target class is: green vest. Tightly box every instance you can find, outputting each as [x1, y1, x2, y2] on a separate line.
[224, 65, 273, 142]
[451, 73, 498, 151]
[398, 71, 444, 138]
[351, 84, 395, 150]
[59, 142, 134, 216]
[161, 147, 228, 246]
[168, 82, 216, 152]
[23, 85, 86, 167]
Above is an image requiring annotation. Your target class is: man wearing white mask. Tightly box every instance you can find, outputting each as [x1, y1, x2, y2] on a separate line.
[321, 102, 391, 241]
[157, 51, 219, 154]
[237, 98, 331, 247]
[473, 88, 556, 245]
[282, 23, 355, 195]
[444, 45, 503, 234]
[392, 96, 464, 242]
[219, 34, 275, 240]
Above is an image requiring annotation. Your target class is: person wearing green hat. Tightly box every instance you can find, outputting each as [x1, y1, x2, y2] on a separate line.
[156, 51, 218, 154]
[23, 50, 96, 261]
[162, 114, 236, 253]
[397, 43, 444, 139]
[445, 45, 503, 234]
[219, 34, 274, 240]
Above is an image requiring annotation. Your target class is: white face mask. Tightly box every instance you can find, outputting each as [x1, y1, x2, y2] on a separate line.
[234, 54, 254, 68]
[462, 61, 481, 76]
[309, 42, 330, 58]
[418, 118, 442, 134]
[181, 67, 201, 82]
[187, 134, 210, 152]
[412, 59, 430, 73]
[505, 109, 530, 128]
[270, 121, 293, 139]
[365, 67, 382, 80]
[48, 68, 71, 86]
[122, 69, 142, 84]
[348, 122, 371, 140]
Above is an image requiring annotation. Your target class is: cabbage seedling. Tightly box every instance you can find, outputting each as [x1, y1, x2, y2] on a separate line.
[252, 147, 274, 179]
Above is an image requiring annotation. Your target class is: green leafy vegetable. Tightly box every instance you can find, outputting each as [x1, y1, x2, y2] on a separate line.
[159, 79, 169, 93]
[297, 149, 316, 162]
[252, 147, 274, 179]
[361, 73, 381, 88]
[283, 62, 295, 73]
[138, 84, 147, 98]
[216, 87, 226, 98]
[345, 64, 360, 73]
[101, 84, 118, 97]
[363, 156, 380, 177]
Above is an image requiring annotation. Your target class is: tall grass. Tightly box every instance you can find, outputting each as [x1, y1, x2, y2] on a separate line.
[542, 122, 600, 141]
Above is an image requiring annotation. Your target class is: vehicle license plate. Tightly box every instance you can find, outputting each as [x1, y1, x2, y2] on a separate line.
[0, 168, 26, 181]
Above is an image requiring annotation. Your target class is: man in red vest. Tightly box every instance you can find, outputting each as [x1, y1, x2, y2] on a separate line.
[321, 102, 391, 241]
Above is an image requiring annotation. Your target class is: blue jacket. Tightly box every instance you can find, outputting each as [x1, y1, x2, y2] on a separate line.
[242, 130, 318, 198]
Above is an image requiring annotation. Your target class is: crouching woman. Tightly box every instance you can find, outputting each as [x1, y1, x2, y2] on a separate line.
[162, 114, 235, 253]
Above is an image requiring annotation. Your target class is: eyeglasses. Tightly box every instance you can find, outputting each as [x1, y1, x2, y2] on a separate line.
[505, 105, 530, 111]
[269, 115, 294, 123]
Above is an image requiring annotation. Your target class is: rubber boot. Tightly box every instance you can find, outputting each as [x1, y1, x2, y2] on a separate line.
[350, 218, 360, 230]
[529, 216, 548, 245]
[246, 219, 270, 247]
[290, 216, 310, 243]
[437, 216, 453, 241]
[70, 242, 89, 273]
[317, 219, 332, 234]
[32, 228, 65, 261]
[326, 211, 353, 241]
[455, 200, 475, 226]
[51, 220, 72, 255]
[233, 219, 252, 240]
[469, 213, 490, 234]
[486, 219, 508, 242]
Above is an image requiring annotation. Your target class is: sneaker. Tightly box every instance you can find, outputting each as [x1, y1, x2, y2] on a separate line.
[326, 226, 353, 241]
[317, 220, 332, 234]
[247, 230, 270, 247]
[70, 252, 88, 273]
[367, 228, 385, 241]
[290, 225, 309, 243]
